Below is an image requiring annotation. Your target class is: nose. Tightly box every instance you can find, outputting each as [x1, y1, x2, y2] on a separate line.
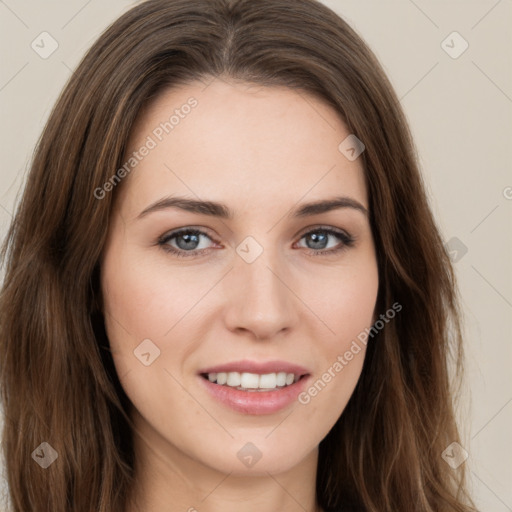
[223, 248, 299, 341]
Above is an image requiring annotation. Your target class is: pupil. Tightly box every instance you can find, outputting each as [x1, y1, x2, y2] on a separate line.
[177, 233, 199, 250]
[308, 232, 327, 249]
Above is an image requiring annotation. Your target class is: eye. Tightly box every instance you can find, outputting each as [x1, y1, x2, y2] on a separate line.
[157, 226, 355, 258]
[295, 226, 355, 256]
[158, 228, 217, 258]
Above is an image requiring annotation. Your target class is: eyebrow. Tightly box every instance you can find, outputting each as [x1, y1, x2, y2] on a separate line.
[136, 195, 368, 220]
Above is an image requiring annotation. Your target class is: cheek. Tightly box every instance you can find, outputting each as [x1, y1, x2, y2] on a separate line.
[100, 250, 209, 433]
[100, 242, 180, 376]
[294, 257, 378, 428]
[303, 257, 379, 348]
[101, 246, 206, 344]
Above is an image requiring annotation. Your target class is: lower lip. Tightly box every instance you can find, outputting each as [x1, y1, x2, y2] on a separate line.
[198, 375, 310, 415]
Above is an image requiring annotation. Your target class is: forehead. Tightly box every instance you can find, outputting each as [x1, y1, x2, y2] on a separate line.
[117, 78, 368, 218]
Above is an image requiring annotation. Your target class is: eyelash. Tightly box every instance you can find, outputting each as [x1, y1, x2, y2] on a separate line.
[157, 226, 355, 258]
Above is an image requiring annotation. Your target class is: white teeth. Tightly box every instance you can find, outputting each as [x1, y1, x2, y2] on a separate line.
[276, 372, 287, 386]
[206, 371, 300, 390]
[216, 372, 227, 385]
[226, 372, 241, 387]
[259, 373, 276, 388]
[240, 372, 260, 389]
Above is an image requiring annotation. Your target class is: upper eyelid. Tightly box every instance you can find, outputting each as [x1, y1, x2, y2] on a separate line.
[160, 225, 353, 247]
[297, 225, 351, 237]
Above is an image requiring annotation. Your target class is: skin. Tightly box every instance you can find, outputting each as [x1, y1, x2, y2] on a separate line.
[99, 77, 379, 512]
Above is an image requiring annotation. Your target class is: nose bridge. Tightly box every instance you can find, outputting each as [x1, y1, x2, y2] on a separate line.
[226, 234, 297, 338]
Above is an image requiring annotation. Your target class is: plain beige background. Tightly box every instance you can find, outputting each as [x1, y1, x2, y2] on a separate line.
[0, 1, 511, 510]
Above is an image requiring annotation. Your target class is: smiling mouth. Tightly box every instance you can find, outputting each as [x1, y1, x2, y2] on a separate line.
[200, 371, 308, 392]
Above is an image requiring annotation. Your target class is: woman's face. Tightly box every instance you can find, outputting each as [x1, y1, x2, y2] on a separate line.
[100, 78, 378, 476]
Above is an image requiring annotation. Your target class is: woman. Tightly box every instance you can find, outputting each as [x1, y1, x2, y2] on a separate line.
[0, 0, 478, 510]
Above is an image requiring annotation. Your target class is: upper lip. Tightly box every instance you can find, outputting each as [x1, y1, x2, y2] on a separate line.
[198, 359, 310, 376]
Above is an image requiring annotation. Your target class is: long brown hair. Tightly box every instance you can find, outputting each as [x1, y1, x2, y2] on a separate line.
[0, 0, 477, 510]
